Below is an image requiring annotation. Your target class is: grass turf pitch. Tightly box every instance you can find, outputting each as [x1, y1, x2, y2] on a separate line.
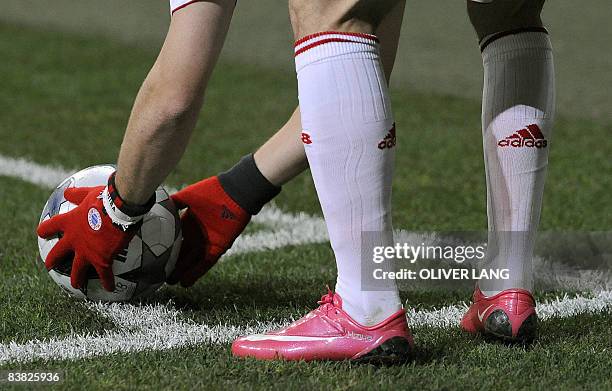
[0, 23, 611, 390]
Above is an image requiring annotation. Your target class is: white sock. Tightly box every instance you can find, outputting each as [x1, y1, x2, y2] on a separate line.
[295, 32, 402, 326]
[478, 31, 555, 296]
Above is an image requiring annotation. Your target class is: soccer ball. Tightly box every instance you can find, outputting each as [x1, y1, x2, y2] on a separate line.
[37, 165, 182, 302]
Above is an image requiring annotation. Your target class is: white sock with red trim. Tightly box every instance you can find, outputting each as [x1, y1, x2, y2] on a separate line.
[295, 32, 402, 326]
[478, 31, 555, 297]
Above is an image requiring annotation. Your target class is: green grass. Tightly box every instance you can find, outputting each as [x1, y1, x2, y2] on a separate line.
[0, 23, 611, 390]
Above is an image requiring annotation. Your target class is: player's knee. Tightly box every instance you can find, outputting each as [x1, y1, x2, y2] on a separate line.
[467, 0, 546, 41]
[289, 0, 399, 38]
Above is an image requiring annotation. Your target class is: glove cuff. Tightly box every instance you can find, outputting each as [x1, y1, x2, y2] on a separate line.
[103, 172, 155, 229]
[217, 154, 281, 215]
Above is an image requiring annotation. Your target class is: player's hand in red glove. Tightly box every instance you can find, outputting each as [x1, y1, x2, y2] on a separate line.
[167, 154, 282, 287]
[36, 173, 154, 291]
[167, 177, 251, 287]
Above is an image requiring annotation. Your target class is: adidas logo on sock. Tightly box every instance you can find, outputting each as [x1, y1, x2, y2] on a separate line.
[498, 124, 547, 149]
[378, 123, 396, 150]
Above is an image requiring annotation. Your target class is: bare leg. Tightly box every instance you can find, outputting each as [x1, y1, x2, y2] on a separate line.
[253, 108, 306, 186]
[115, 1, 235, 204]
[467, 0, 544, 41]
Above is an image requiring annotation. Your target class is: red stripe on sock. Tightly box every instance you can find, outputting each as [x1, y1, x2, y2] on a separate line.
[294, 31, 379, 47]
[295, 38, 365, 57]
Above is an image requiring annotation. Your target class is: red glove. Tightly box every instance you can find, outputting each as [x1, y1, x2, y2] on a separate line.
[167, 176, 250, 287]
[37, 177, 148, 292]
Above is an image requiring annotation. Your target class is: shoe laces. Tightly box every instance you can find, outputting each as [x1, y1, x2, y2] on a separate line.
[317, 286, 343, 318]
[312, 287, 344, 334]
[317, 286, 334, 305]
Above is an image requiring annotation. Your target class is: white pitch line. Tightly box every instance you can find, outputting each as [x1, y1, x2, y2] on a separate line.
[228, 212, 328, 256]
[0, 154, 75, 189]
[1, 291, 611, 364]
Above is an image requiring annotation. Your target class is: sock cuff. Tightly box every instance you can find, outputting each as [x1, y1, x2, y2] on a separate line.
[294, 31, 380, 72]
[482, 30, 553, 64]
[217, 154, 281, 215]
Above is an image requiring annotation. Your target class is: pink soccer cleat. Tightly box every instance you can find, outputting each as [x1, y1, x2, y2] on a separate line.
[232, 289, 414, 362]
[460, 287, 537, 342]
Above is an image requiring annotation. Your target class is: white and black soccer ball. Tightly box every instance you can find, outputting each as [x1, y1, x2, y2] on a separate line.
[37, 165, 182, 302]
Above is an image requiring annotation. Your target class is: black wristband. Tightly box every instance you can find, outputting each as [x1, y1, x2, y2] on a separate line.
[107, 172, 156, 218]
[218, 154, 281, 215]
